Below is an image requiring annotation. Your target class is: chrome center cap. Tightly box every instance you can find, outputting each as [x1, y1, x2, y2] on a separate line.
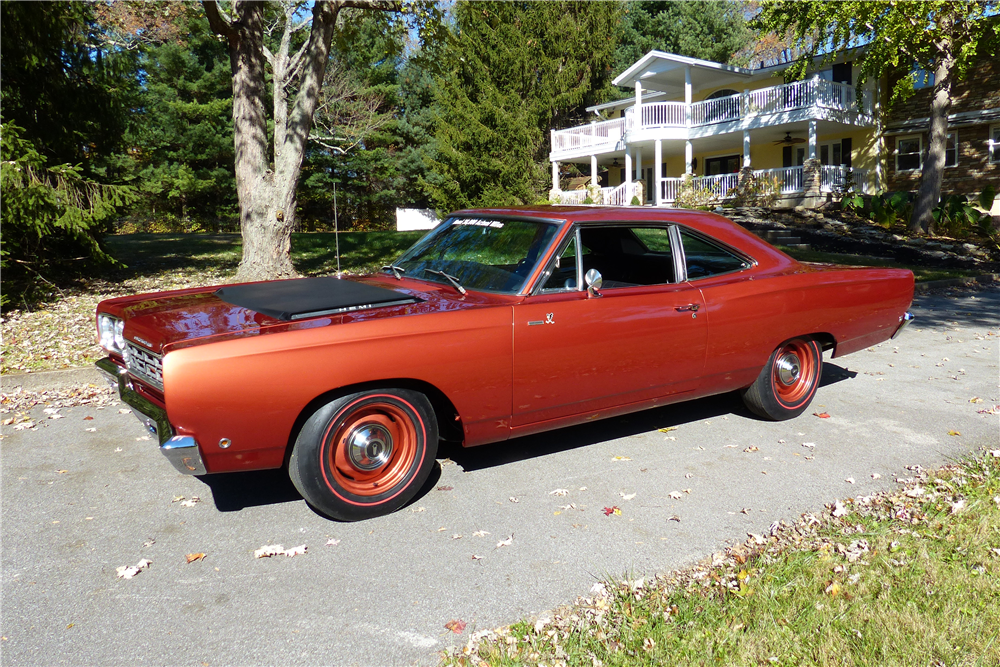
[347, 424, 393, 471]
[776, 353, 801, 385]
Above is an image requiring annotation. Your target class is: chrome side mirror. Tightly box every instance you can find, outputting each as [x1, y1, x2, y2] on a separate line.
[585, 269, 603, 298]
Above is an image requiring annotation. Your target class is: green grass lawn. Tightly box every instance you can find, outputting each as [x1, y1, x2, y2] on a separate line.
[104, 230, 426, 280]
[445, 453, 1000, 667]
[776, 246, 983, 283]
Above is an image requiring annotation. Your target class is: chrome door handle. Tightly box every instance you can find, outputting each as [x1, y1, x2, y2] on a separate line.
[676, 303, 700, 312]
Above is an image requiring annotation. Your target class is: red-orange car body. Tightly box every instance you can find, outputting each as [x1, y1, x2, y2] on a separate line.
[95, 207, 914, 475]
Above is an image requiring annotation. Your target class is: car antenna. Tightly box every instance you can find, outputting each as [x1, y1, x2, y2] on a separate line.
[334, 180, 341, 278]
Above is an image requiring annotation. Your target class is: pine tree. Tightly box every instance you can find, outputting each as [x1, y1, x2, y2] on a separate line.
[424, 1, 619, 213]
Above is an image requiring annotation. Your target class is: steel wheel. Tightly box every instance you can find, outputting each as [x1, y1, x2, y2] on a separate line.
[742, 337, 822, 420]
[289, 389, 439, 521]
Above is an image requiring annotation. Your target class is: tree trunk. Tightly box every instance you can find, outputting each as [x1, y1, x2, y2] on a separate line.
[910, 27, 955, 235]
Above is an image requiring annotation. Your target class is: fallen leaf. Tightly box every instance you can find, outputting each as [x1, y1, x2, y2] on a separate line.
[185, 553, 205, 563]
[119, 408, 132, 414]
[684, 473, 693, 479]
[84, 427, 96, 432]
[743, 446, 759, 453]
[668, 515, 681, 522]
[619, 492, 636, 501]
[950, 499, 965, 514]
[509, 497, 519, 503]
[668, 491, 683, 500]
[741, 508, 751, 514]
[871, 473, 881, 479]
[948, 430, 961, 436]
[444, 619, 466, 634]
[611, 456, 631, 461]
[602, 506, 621, 516]
[325, 538, 340, 546]
[905, 487, 925, 498]
[495, 534, 513, 549]
[802, 442, 816, 449]
[471, 554, 483, 560]
[171, 496, 185, 503]
[83, 416, 93, 421]
[451, 534, 462, 540]
[55, 469, 68, 474]
[813, 412, 831, 419]
[14, 422, 36, 431]
[549, 488, 569, 496]
[283, 545, 306, 557]
[180, 497, 200, 508]
[254, 544, 285, 559]
[436, 485, 454, 491]
[832, 501, 849, 517]
[472, 530, 490, 537]
[116, 559, 151, 579]
[845, 477, 855, 484]
[657, 427, 677, 433]
[410, 506, 426, 513]
[437, 527, 447, 532]
[970, 397, 983, 403]
[825, 581, 841, 596]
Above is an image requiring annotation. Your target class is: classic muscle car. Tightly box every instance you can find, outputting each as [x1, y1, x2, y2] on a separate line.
[95, 207, 914, 520]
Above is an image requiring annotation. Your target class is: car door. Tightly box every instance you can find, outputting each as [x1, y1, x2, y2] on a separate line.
[511, 224, 708, 427]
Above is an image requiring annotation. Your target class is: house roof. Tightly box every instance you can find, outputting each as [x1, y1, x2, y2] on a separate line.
[612, 51, 754, 95]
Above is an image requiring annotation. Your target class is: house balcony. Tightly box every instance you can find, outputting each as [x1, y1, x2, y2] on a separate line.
[550, 78, 873, 161]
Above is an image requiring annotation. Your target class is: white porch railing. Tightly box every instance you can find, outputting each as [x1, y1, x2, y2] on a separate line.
[558, 189, 589, 204]
[551, 117, 627, 153]
[755, 166, 805, 194]
[661, 178, 683, 203]
[692, 173, 740, 199]
[821, 165, 869, 193]
[605, 180, 637, 206]
[552, 79, 872, 152]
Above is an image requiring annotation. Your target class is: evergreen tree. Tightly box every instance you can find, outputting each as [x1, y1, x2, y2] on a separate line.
[424, 1, 619, 213]
[123, 7, 237, 231]
[614, 1, 752, 72]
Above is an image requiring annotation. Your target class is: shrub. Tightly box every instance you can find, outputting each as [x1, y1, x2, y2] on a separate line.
[932, 186, 997, 237]
[730, 173, 780, 208]
[673, 180, 717, 209]
[629, 195, 641, 206]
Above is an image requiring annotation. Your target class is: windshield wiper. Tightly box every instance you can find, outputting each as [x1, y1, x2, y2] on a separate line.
[381, 264, 406, 280]
[422, 269, 467, 295]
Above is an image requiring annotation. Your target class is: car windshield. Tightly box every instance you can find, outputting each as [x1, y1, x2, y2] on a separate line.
[388, 216, 560, 294]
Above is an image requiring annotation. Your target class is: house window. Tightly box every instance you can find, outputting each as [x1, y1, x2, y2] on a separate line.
[912, 68, 934, 89]
[945, 132, 957, 168]
[705, 155, 741, 176]
[896, 135, 922, 171]
[991, 125, 1000, 165]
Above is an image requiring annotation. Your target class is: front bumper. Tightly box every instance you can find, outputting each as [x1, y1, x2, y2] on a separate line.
[95, 357, 206, 475]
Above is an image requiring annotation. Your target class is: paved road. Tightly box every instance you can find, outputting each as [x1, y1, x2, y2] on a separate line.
[3, 288, 998, 666]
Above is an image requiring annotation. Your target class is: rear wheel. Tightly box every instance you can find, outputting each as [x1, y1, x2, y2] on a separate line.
[741, 337, 822, 421]
[289, 389, 438, 521]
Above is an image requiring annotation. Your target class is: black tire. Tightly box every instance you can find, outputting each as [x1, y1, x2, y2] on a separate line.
[741, 337, 822, 421]
[289, 389, 439, 521]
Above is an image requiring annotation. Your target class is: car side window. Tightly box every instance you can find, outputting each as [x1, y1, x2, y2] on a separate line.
[578, 226, 675, 288]
[680, 230, 750, 280]
[541, 237, 581, 292]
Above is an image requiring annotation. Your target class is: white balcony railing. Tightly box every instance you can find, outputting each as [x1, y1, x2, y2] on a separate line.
[552, 78, 871, 154]
[551, 117, 627, 153]
[755, 166, 805, 194]
[605, 180, 637, 206]
[692, 173, 741, 198]
[821, 165, 869, 193]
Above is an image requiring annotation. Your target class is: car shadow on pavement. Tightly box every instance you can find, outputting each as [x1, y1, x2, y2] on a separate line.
[197, 468, 303, 512]
[444, 361, 857, 473]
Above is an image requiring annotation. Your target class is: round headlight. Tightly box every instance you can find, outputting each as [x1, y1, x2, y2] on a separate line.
[114, 319, 126, 351]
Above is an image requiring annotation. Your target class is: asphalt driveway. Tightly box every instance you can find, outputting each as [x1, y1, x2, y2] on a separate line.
[2, 287, 998, 666]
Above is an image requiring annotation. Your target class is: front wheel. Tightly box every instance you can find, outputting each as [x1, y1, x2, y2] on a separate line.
[741, 337, 822, 421]
[289, 389, 439, 521]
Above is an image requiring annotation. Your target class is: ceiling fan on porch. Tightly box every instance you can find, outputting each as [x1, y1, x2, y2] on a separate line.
[774, 132, 807, 145]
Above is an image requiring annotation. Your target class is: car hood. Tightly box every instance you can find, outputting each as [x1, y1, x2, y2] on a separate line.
[98, 275, 516, 354]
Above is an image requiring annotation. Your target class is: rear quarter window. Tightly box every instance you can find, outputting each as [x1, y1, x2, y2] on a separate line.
[680, 230, 750, 280]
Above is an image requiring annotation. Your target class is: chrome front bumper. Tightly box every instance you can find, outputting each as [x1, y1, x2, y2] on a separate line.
[891, 312, 914, 339]
[95, 358, 206, 475]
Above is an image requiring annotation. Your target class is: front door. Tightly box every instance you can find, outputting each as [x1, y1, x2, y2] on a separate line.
[511, 224, 708, 427]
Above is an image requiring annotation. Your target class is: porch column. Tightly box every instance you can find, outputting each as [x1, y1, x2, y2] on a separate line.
[808, 119, 818, 160]
[624, 151, 632, 184]
[552, 161, 560, 191]
[743, 130, 751, 168]
[654, 139, 663, 206]
[685, 140, 693, 175]
[684, 65, 692, 127]
[635, 148, 642, 181]
[635, 80, 643, 130]
[590, 154, 598, 187]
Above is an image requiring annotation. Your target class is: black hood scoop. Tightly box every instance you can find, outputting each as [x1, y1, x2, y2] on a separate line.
[215, 277, 420, 321]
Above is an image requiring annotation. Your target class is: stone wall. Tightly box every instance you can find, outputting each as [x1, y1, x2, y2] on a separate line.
[884, 55, 1000, 198]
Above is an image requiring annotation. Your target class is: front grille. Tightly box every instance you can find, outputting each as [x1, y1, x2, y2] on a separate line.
[124, 341, 164, 390]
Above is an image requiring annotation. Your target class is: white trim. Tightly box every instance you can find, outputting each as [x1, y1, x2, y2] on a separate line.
[613, 50, 753, 88]
[895, 134, 922, 172]
[945, 132, 958, 169]
[990, 124, 1000, 165]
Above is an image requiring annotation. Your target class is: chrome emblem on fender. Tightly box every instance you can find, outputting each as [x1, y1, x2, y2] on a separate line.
[544, 312, 555, 324]
[133, 336, 153, 349]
